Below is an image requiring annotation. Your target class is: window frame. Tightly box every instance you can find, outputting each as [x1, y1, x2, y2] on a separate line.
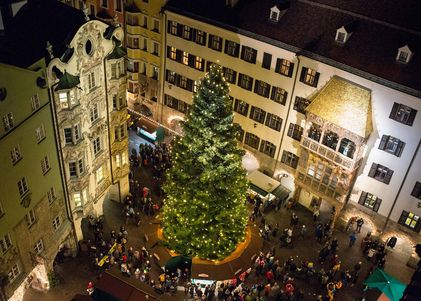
[224, 40, 240, 57]
[262, 52, 272, 69]
[299, 67, 320, 87]
[31, 94, 40, 111]
[287, 123, 303, 141]
[389, 103, 417, 126]
[241, 46, 257, 64]
[8, 263, 20, 283]
[398, 210, 421, 232]
[378, 135, 405, 157]
[3, 112, 15, 131]
[281, 151, 299, 169]
[249, 106, 267, 124]
[294, 96, 311, 114]
[270, 86, 287, 105]
[244, 132, 260, 150]
[411, 182, 421, 200]
[259, 140, 276, 158]
[93, 137, 102, 156]
[47, 186, 56, 204]
[52, 216, 61, 231]
[10, 145, 22, 165]
[25, 209, 37, 228]
[368, 163, 394, 184]
[34, 239, 44, 254]
[17, 177, 29, 198]
[265, 113, 282, 132]
[0, 233, 12, 253]
[233, 99, 249, 116]
[358, 191, 382, 212]
[208, 34, 223, 51]
[41, 155, 51, 175]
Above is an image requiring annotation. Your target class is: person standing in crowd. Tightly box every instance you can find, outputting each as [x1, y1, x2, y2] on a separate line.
[356, 218, 364, 233]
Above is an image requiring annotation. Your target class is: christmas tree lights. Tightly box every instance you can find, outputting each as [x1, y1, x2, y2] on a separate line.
[162, 64, 249, 260]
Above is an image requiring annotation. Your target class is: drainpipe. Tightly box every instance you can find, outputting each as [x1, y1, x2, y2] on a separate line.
[158, 8, 167, 125]
[103, 58, 121, 203]
[47, 83, 79, 252]
[273, 55, 301, 175]
[382, 137, 421, 231]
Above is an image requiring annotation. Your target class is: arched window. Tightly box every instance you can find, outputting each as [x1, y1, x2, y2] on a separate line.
[338, 138, 356, 158]
[322, 130, 339, 150]
[308, 123, 322, 142]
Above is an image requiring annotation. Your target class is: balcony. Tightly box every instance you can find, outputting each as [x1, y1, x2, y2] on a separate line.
[301, 137, 361, 171]
[127, 70, 139, 82]
[296, 171, 346, 203]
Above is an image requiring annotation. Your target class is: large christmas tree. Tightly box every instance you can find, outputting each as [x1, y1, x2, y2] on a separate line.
[162, 64, 249, 260]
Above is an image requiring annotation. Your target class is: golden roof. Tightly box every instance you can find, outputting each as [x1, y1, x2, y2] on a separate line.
[306, 76, 373, 138]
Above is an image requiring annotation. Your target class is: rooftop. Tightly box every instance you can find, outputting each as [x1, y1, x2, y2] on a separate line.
[165, 0, 421, 94]
[306, 76, 373, 138]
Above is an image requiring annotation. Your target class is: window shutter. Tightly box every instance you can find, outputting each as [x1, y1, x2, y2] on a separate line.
[270, 87, 276, 101]
[288, 123, 294, 137]
[254, 80, 260, 94]
[167, 20, 171, 33]
[238, 73, 243, 86]
[389, 103, 399, 119]
[282, 91, 288, 105]
[252, 49, 257, 63]
[175, 74, 180, 86]
[235, 44, 240, 57]
[176, 23, 183, 36]
[166, 46, 171, 58]
[414, 218, 421, 233]
[373, 198, 382, 212]
[398, 211, 409, 225]
[407, 109, 417, 126]
[191, 28, 196, 41]
[299, 67, 307, 82]
[176, 49, 182, 62]
[224, 41, 229, 54]
[358, 191, 367, 205]
[395, 141, 405, 157]
[378, 135, 388, 150]
[275, 59, 281, 73]
[281, 151, 287, 163]
[265, 84, 270, 98]
[368, 163, 378, 178]
[202, 32, 207, 46]
[188, 54, 195, 67]
[384, 169, 394, 184]
[288, 62, 295, 77]
[208, 35, 212, 48]
[240, 46, 245, 60]
[313, 72, 320, 87]
[249, 106, 255, 118]
[187, 79, 193, 92]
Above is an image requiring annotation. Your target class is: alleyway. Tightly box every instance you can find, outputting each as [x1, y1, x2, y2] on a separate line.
[23, 129, 415, 301]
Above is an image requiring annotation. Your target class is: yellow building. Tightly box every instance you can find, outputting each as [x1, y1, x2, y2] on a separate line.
[125, 0, 167, 120]
[0, 60, 76, 300]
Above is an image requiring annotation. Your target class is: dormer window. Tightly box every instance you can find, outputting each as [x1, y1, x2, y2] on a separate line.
[396, 45, 413, 64]
[269, 6, 280, 23]
[335, 26, 352, 44]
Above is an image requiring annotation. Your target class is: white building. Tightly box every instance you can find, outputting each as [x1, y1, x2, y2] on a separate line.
[154, 0, 421, 251]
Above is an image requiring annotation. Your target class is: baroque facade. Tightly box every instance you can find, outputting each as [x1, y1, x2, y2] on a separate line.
[157, 0, 421, 254]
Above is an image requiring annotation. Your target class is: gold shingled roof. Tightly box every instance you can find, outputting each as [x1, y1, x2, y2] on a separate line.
[306, 76, 373, 138]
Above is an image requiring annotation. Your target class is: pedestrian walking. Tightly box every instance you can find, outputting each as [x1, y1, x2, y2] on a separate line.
[349, 232, 357, 247]
[300, 225, 307, 239]
[356, 217, 364, 233]
[313, 207, 320, 222]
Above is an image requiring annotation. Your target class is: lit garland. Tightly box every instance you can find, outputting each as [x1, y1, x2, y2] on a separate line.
[162, 64, 248, 260]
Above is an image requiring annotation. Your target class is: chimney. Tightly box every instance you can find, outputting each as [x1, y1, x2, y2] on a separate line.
[226, 0, 240, 8]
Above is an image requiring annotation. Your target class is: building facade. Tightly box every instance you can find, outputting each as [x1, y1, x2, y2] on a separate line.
[62, 0, 125, 24]
[0, 60, 76, 300]
[46, 19, 129, 241]
[159, 0, 421, 252]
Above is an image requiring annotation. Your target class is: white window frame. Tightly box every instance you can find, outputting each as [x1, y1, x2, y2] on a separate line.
[73, 192, 82, 207]
[3, 112, 14, 131]
[17, 177, 29, 198]
[93, 137, 102, 156]
[58, 90, 77, 109]
[88, 72, 96, 91]
[96, 166, 104, 184]
[35, 124, 46, 143]
[0, 233, 12, 253]
[115, 154, 121, 168]
[34, 239, 44, 254]
[90, 103, 99, 123]
[8, 263, 20, 283]
[152, 41, 160, 56]
[52, 216, 61, 231]
[31, 94, 40, 111]
[10, 145, 22, 164]
[41, 155, 51, 174]
[152, 18, 160, 32]
[26, 209, 36, 228]
[47, 186, 56, 204]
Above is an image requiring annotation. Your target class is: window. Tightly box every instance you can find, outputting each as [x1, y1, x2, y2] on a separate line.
[389, 103, 417, 126]
[168, 20, 178, 35]
[195, 57, 204, 71]
[224, 40, 240, 57]
[90, 103, 99, 124]
[0, 201, 4, 217]
[223, 67, 237, 84]
[93, 137, 101, 155]
[244, 132, 260, 149]
[238, 73, 253, 91]
[88, 72, 96, 90]
[397, 50, 410, 63]
[25, 209, 36, 228]
[90, 4, 95, 16]
[260, 140, 276, 158]
[115, 0, 122, 12]
[141, 36, 147, 51]
[41, 155, 51, 174]
[52, 216, 61, 231]
[368, 163, 394, 184]
[3, 112, 14, 131]
[74, 192, 82, 207]
[182, 25, 191, 40]
[164, 94, 190, 114]
[96, 166, 104, 183]
[0, 233, 12, 253]
[142, 15, 148, 28]
[208, 34, 223, 51]
[111, 61, 124, 78]
[127, 36, 139, 48]
[10, 145, 22, 164]
[152, 41, 159, 56]
[47, 186, 56, 204]
[398, 211, 421, 232]
[58, 90, 77, 109]
[270, 87, 288, 105]
[233, 99, 249, 116]
[195, 30, 206, 45]
[299, 67, 320, 87]
[281, 151, 299, 169]
[64, 128, 72, 144]
[126, 14, 138, 26]
[262, 53, 272, 69]
[31, 94, 40, 111]
[249, 106, 266, 124]
[112, 95, 126, 110]
[166, 70, 177, 84]
[78, 158, 85, 175]
[322, 130, 339, 150]
[378, 135, 405, 157]
[265, 113, 282, 131]
[336, 31, 346, 43]
[151, 66, 159, 80]
[168, 46, 177, 60]
[241, 46, 257, 63]
[294, 96, 311, 114]
[8, 263, 20, 283]
[254, 80, 271, 98]
[101, 0, 108, 8]
[287, 123, 303, 141]
[115, 154, 121, 168]
[358, 191, 382, 212]
[63, 124, 81, 145]
[69, 162, 77, 177]
[122, 152, 128, 165]
[275, 59, 294, 77]
[34, 239, 44, 254]
[114, 124, 126, 141]
[411, 182, 421, 200]
[182, 51, 189, 65]
[127, 60, 139, 73]
[17, 177, 29, 198]
[338, 138, 356, 158]
[153, 19, 160, 32]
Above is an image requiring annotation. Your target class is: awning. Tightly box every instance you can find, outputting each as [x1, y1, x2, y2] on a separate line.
[247, 170, 290, 200]
[306, 76, 372, 138]
[271, 184, 290, 201]
[136, 118, 159, 134]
